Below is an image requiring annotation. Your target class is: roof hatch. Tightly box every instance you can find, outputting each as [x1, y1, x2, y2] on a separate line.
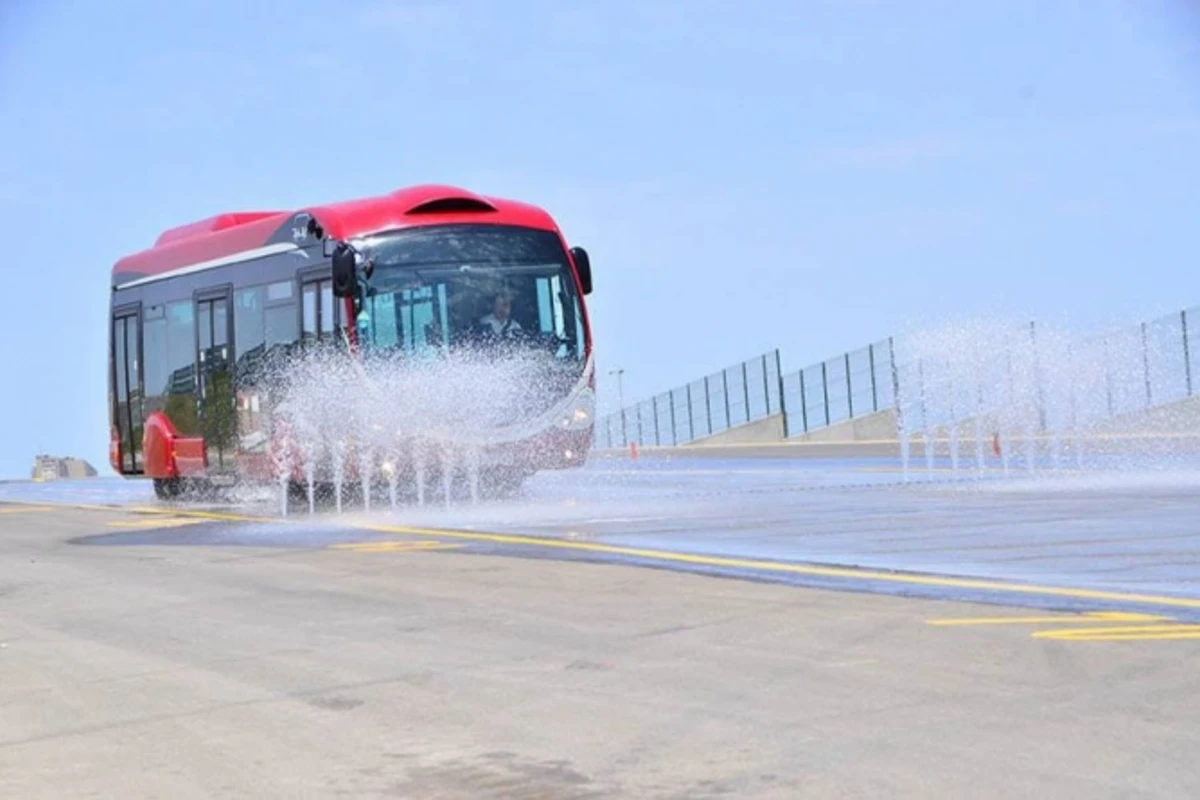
[396, 185, 498, 216]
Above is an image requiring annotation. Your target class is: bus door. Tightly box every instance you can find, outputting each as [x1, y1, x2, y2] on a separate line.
[112, 304, 143, 473]
[195, 287, 236, 475]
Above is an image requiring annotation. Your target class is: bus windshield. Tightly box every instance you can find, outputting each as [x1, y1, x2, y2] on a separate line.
[353, 224, 586, 364]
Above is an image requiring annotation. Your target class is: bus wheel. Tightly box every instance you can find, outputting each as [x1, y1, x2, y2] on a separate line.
[153, 478, 182, 500]
[484, 469, 526, 499]
[287, 481, 310, 508]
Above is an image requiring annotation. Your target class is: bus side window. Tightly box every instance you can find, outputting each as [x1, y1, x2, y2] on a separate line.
[234, 287, 267, 449]
[265, 280, 298, 358]
[161, 301, 199, 435]
[143, 304, 167, 420]
[234, 287, 266, 376]
[263, 280, 298, 400]
[301, 278, 337, 346]
[302, 282, 317, 342]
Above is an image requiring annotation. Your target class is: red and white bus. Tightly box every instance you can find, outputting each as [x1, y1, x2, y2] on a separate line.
[108, 184, 595, 500]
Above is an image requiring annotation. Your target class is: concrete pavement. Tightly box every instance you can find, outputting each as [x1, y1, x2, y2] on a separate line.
[3, 503, 1200, 798]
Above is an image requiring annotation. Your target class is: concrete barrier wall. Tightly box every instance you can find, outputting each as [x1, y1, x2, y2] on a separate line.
[684, 414, 786, 446]
[1089, 396, 1200, 435]
[591, 395, 1200, 461]
[789, 409, 899, 443]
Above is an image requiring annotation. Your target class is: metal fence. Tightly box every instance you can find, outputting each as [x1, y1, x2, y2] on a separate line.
[1044, 306, 1198, 429]
[887, 308, 1200, 443]
[780, 339, 896, 437]
[593, 351, 785, 449]
[592, 306, 1199, 451]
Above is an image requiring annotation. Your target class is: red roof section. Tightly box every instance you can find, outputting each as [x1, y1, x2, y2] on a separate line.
[311, 184, 558, 241]
[112, 184, 562, 285]
[154, 212, 286, 247]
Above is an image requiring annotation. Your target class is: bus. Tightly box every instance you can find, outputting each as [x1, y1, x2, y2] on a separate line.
[108, 184, 595, 501]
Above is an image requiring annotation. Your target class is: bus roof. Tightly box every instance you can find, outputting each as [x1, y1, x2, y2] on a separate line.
[111, 184, 560, 288]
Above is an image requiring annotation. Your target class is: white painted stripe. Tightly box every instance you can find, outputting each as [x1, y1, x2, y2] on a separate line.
[114, 242, 304, 289]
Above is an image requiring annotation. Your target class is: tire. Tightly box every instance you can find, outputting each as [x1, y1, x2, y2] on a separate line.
[153, 478, 181, 500]
[483, 468, 527, 500]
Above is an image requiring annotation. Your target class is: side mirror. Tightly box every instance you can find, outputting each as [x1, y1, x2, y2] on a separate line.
[570, 246, 593, 295]
[330, 243, 357, 297]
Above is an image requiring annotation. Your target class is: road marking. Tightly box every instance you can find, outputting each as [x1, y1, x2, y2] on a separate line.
[358, 521, 1200, 612]
[32, 502, 268, 524]
[928, 612, 1200, 643]
[1033, 624, 1200, 641]
[926, 612, 1171, 626]
[105, 517, 207, 529]
[330, 540, 462, 554]
[124, 505, 265, 523]
[0, 506, 54, 514]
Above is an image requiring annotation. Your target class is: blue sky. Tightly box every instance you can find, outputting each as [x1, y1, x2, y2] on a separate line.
[1, 0, 1199, 477]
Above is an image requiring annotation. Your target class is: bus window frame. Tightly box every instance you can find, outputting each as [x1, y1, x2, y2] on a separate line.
[111, 300, 144, 474]
[192, 283, 236, 471]
[297, 263, 345, 346]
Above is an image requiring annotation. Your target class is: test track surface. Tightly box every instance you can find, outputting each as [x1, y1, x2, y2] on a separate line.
[19, 455, 1200, 620]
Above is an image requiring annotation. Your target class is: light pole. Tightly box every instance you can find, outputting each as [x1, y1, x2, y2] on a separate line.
[609, 368, 626, 445]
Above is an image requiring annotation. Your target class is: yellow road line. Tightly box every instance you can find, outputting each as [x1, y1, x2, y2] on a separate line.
[360, 521, 1200, 611]
[105, 518, 207, 529]
[331, 540, 463, 554]
[1033, 624, 1200, 641]
[123, 505, 265, 523]
[0, 505, 54, 513]
[6, 500, 266, 524]
[926, 612, 1170, 626]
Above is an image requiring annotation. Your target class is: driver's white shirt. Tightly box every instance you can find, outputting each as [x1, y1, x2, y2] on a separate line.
[480, 313, 521, 335]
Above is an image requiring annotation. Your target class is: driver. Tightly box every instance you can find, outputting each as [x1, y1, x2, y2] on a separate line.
[478, 289, 522, 337]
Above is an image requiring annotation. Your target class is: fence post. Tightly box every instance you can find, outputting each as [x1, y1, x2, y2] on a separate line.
[799, 369, 810, 432]
[762, 353, 772, 416]
[669, 388, 678, 445]
[918, 358, 929, 432]
[821, 360, 831, 427]
[1103, 337, 1115, 417]
[1030, 320, 1048, 434]
[636, 403, 644, 445]
[686, 382, 695, 440]
[1141, 321, 1152, 408]
[619, 405, 628, 446]
[704, 375, 713, 435]
[889, 336, 904, 442]
[722, 369, 732, 429]
[775, 350, 789, 438]
[844, 352, 854, 418]
[869, 343, 878, 412]
[652, 395, 661, 446]
[741, 361, 751, 422]
[1183, 309, 1193, 397]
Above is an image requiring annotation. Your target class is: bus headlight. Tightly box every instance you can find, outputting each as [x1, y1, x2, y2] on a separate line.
[562, 388, 595, 430]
